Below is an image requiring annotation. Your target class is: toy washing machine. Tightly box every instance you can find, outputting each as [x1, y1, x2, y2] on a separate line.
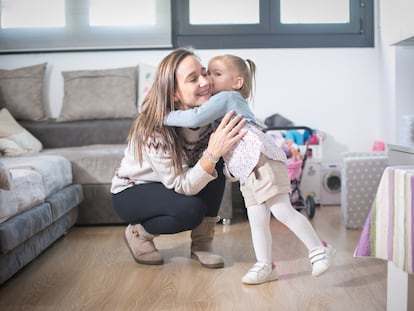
[320, 163, 341, 205]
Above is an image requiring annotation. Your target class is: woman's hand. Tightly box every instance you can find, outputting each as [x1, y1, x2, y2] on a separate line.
[205, 111, 247, 160]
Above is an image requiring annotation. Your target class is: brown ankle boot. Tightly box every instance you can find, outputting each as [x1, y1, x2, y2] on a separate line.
[191, 216, 224, 269]
[124, 224, 164, 265]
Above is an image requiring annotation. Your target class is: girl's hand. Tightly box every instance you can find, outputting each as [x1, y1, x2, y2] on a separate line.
[206, 111, 247, 160]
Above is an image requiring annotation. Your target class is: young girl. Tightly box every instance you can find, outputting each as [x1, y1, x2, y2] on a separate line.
[164, 54, 335, 285]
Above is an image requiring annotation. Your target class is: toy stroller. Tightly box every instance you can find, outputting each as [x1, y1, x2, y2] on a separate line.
[264, 126, 317, 219]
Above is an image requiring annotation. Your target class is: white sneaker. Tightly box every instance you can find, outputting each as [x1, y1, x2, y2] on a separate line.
[309, 241, 336, 277]
[242, 262, 278, 285]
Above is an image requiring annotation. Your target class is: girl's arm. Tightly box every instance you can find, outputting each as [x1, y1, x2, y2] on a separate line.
[164, 91, 256, 128]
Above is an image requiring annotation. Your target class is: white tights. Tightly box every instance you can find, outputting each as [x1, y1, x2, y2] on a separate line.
[246, 193, 322, 265]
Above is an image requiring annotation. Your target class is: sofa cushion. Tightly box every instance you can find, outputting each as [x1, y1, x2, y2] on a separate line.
[0, 206, 78, 284]
[43, 144, 125, 184]
[46, 184, 83, 221]
[0, 108, 43, 156]
[0, 161, 12, 190]
[0, 202, 52, 254]
[0, 63, 47, 121]
[57, 66, 138, 122]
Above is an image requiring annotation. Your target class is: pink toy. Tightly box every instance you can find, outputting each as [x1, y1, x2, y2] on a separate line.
[372, 140, 385, 151]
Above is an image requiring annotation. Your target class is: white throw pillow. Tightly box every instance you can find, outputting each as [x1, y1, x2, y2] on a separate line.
[0, 108, 43, 156]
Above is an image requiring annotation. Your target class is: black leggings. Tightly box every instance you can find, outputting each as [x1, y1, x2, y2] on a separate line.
[112, 160, 225, 235]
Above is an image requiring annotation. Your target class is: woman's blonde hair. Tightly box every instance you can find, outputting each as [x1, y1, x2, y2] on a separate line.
[128, 48, 198, 174]
[210, 54, 256, 100]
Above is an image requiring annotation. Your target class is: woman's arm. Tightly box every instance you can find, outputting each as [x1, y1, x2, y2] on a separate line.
[199, 112, 247, 174]
[164, 91, 256, 128]
[148, 112, 247, 195]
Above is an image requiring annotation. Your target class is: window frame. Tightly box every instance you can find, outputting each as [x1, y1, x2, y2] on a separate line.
[173, 0, 374, 49]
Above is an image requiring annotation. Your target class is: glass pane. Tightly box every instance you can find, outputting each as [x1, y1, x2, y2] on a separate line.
[280, 0, 350, 24]
[189, 0, 259, 25]
[89, 0, 155, 26]
[1, 0, 65, 28]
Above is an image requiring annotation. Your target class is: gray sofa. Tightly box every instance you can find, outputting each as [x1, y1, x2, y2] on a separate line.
[0, 154, 83, 284]
[21, 118, 134, 225]
[0, 62, 152, 284]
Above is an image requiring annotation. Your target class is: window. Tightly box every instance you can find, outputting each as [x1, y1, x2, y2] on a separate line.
[0, 0, 373, 53]
[0, 0, 171, 53]
[173, 0, 374, 48]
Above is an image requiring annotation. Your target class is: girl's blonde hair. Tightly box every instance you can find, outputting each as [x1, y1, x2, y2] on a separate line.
[128, 48, 198, 174]
[210, 54, 256, 100]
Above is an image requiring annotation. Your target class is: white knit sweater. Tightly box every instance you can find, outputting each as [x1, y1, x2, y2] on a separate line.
[110, 126, 217, 195]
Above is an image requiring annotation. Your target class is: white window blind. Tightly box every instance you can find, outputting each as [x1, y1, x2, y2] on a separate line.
[89, 0, 156, 27]
[189, 0, 259, 25]
[0, 0, 171, 53]
[280, 0, 350, 24]
[1, 0, 65, 28]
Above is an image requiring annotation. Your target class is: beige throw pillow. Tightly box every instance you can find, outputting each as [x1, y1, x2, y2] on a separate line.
[0, 108, 43, 156]
[57, 66, 138, 122]
[0, 63, 47, 121]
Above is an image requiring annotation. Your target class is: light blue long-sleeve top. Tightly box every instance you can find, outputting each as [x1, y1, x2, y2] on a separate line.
[164, 91, 287, 184]
[164, 91, 258, 128]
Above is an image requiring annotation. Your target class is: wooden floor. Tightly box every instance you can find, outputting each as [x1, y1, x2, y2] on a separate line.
[0, 205, 386, 311]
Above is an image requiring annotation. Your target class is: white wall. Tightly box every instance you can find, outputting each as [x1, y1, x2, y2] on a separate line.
[377, 0, 414, 147]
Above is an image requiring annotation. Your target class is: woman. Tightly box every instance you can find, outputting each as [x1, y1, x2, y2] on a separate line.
[111, 48, 246, 269]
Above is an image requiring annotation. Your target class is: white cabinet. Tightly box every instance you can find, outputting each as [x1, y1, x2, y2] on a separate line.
[388, 143, 414, 165]
[380, 0, 414, 45]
